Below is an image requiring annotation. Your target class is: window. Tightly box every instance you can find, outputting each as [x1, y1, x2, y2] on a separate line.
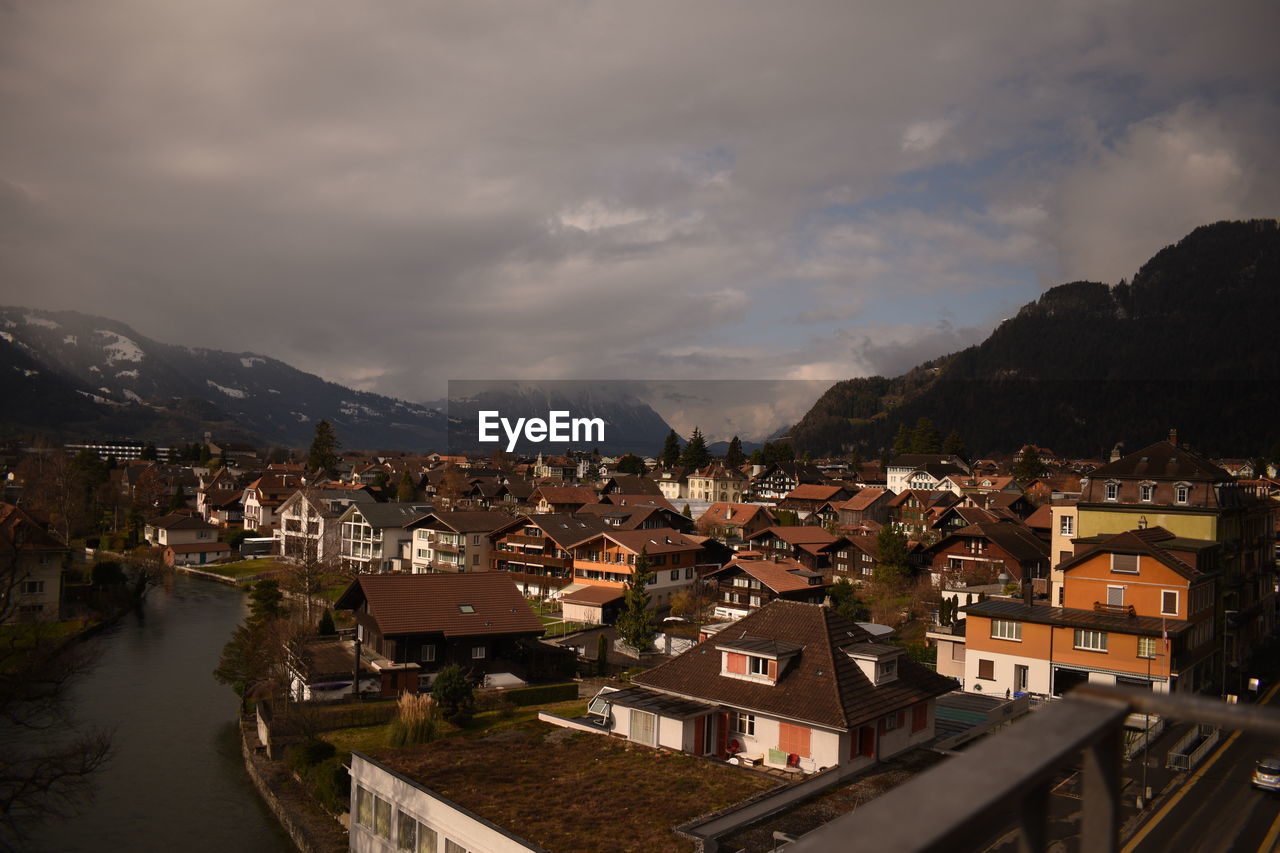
[1138, 636, 1157, 659]
[19, 580, 44, 595]
[397, 810, 417, 851]
[1059, 515, 1074, 536]
[1105, 482, 1119, 501]
[877, 658, 898, 680]
[421, 645, 436, 663]
[670, 570, 679, 581]
[1175, 484, 1190, 504]
[472, 535, 481, 545]
[458, 604, 475, 614]
[1074, 629, 1108, 652]
[1110, 554, 1138, 574]
[374, 794, 392, 839]
[882, 711, 900, 732]
[749, 595, 762, 607]
[990, 619, 1022, 641]
[731, 711, 756, 736]
[356, 786, 373, 827]
[685, 567, 694, 579]
[472, 645, 486, 659]
[748, 656, 769, 676]
[1140, 484, 1154, 503]
[444, 840, 469, 853]
[1107, 586, 1125, 606]
[1161, 590, 1179, 616]
[630, 709, 657, 746]
[977, 659, 995, 680]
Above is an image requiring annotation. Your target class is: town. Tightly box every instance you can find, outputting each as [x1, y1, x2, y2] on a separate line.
[3, 424, 1277, 852]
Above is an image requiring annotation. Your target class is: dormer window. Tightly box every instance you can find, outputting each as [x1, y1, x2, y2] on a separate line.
[1105, 481, 1119, 501]
[1139, 483, 1154, 503]
[1174, 483, 1190, 504]
[748, 656, 769, 677]
[877, 659, 897, 680]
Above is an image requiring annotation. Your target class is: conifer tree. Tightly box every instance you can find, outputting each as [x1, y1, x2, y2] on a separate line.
[660, 429, 682, 468]
[616, 549, 656, 653]
[679, 427, 711, 470]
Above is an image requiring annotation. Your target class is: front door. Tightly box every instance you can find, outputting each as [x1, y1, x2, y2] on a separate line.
[1014, 664, 1028, 693]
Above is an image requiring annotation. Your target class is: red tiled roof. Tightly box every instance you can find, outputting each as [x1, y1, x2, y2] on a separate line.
[840, 488, 887, 511]
[783, 484, 845, 502]
[334, 573, 544, 637]
[708, 558, 824, 593]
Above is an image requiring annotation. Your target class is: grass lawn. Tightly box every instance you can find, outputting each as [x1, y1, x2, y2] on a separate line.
[541, 619, 589, 638]
[321, 698, 589, 757]
[204, 557, 285, 580]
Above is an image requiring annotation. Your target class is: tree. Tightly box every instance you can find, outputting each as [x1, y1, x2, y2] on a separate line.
[437, 463, 468, 506]
[615, 454, 646, 475]
[395, 471, 417, 502]
[1013, 445, 1047, 482]
[307, 420, 340, 478]
[827, 578, 869, 622]
[910, 417, 942, 454]
[943, 430, 966, 460]
[317, 608, 336, 636]
[875, 525, 910, 577]
[848, 448, 864, 473]
[669, 579, 717, 628]
[723, 436, 745, 469]
[681, 503, 692, 519]
[659, 429, 682, 469]
[214, 579, 291, 708]
[140, 441, 158, 462]
[616, 549, 656, 653]
[760, 441, 794, 465]
[679, 427, 711, 470]
[248, 578, 286, 623]
[431, 664, 475, 721]
[595, 634, 609, 676]
[0, 524, 112, 847]
[891, 423, 912, 456]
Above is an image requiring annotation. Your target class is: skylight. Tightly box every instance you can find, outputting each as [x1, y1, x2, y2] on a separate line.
[459, 604, 475, 614]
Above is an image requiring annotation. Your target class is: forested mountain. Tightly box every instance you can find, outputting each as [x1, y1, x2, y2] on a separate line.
[789, 220, 1280, 458]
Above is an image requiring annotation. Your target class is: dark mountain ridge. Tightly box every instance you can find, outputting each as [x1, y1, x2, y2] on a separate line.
[789, 219, 1280, 458]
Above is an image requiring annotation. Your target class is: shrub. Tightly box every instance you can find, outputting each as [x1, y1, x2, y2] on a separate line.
[304, 756, 350, 814]
[90, 561, 127, 587]
[286, 739, 336, 774]
[317, 608, 336, 636]
[431, 664, 475, 717]
[386, 693, 441, 747]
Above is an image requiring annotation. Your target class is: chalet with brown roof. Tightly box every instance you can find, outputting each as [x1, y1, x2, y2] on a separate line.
[0, 502, 68, 623]
[530, 484, 598, 514]
[745, 462, 827, 502]
[696, 502, 778, 545]
[925, 520, 1049, 585]
[489, 514, 610, 598]
[144, 512, 218, 547]
[568, 528, 705, 617]
[777, 484, 853, 520]
[886, 454, 970, 495]
[241, 473, 302, 533]
[706, 556, 828, 620]
[650, 466, 690, 501]
[746, 525, 848, 573]
[576, 600, 953, 772]
[573, 501, 691, 532]
[334, 573, 548, 694]
[837, 487, 893, 532]
[887, 489, 958, 538]
[600, 474, 663, 497]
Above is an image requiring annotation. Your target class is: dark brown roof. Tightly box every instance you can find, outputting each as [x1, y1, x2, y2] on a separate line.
[841, 488, 888, 512]
[166, 542, 231, 554]
[1087, 440, 1232, 482]
[748, 526, 837, 546]
[963, 598, 1191, 637]
[559, 585, 626, 606]
[147, 513, 217, 531]
[706, 558, 825, 593]
[941, 521, 1048, 564]
[633, 600, 955, 730]
[406, 510, 514, 534]
[490, 514, 610, 548]
[334, 573, 544, 638]
[1057, 527, 1204, 580]
[598, 493, 678, 513]
[533, 485, 599, 506]
[0, 502, 67, 551]
[576, 528, 703, 555]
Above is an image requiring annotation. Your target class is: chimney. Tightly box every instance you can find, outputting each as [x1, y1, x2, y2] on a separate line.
[1022, 579, 1033, 608]
[1168, 428, 1178, 446]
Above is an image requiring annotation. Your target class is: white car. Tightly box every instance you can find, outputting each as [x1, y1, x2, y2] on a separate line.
[1252, 758, 1280, 792]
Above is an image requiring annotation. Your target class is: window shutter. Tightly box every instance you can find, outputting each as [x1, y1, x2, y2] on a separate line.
[727, 653, 747, 674]
[767, 659, 778, 680]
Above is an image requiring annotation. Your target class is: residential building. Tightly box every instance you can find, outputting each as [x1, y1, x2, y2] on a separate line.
[404, 510, 512, 574]
[695, 502, 778, 546]
[745, 462, 827, 502]
[489, 513, 608, 597]
[143, 512, 218, 547]
[924, 520, 1049, 586]
[580, 600, 954, 772]
[650, 466, 690, 501]
[564, 528, 704, 620]
[687, 463, 747, 503]
[530, 484, 598, 514]
[241, 473, 302, 533]
[334, 572, 548, 694]
[836, 488, 893, 532]
[745, 525, 846, 573]
[0, 502, 67, 623]
[885, 454, 970, 495]
[777, 484, 853, 521]
[278, 487, 378, 563]
[705, 555, 827, 620]
[337, 502, 432, 574]
[961, 527, 1218, 698]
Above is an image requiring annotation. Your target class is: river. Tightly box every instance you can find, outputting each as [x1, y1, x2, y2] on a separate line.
[27, 573, 294, 853]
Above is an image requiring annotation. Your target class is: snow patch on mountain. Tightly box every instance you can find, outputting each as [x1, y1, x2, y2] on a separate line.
[0, 331, 12, 343]
[340, 401, 380, 418]
[95, 329, 144, 363]
[24, 314, 59, 329]
[116, 369, 139, 379]
[207, 380, 247, 399]
[240, 356, 265, 368]
[292, 411, 310, 422]
[122, 389, 145, 403]
[63, 335, 77, 345]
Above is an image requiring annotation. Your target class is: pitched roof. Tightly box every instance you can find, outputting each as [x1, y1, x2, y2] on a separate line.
[601, 475, 663, 496]
[841, 488, 888, 511]
[572, 503, 679, 530]
[407, 510, 514, 534]
[0, 502, 66, 551]
[491, 514, 610, 548]
[1023, 504, 1053, 530]
[333, 573, 544, 637]
[347, 502, 434, 528]
[748, 526, 837, 546]
[706, 558, 826, 593]
[1087, 440, 1231, 482]
[697, 502, 773, 527]
[943, 521, 1048, 564]
[532, 485, 599, 506]
[633, 601, 954, 730]
[576, 528, 703, 555]
[782, 484, 847, 502]
[1056, 527, 1203, 580]
[598, 493, 678, 513]
[147, 513, 217, 531]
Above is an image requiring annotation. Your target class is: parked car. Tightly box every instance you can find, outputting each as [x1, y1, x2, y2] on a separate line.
[1252, 758, 1280, 792]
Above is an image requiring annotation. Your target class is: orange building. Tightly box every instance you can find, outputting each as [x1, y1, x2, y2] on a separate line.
[962, 527, 1216, 698]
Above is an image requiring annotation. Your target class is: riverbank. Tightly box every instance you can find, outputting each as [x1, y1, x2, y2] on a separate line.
[240, 716, 348, 853]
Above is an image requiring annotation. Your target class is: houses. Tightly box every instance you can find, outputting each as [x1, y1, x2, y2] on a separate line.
[489, 514, 608, 598]
[650, 466, 690, 501]
[746, 525, 846, 573]
[705, 555, 828, 620]
[404, 510, 512, 574]
[961, 527, 1218, 698]
[277, 486, 377, 563]
[567, 528, 704, 613]
[745, 462, 827, 503]
[530, 484, 598, 514]
[836, 487, 893, 532]
[143, 512, 219, 548]
[924, 520, 1049, 586]
[333, 572, 548, 694]
[241, 473, 302, 533]
[695, 502, 778, 546]
[776, 484, 853, 521]
[885, 454, 970, 494]
[336, 502, 432, 574]
[687, 463, 748, 503]
[582, 600, 953, 772]
[0, 502, 67, 623]
[163, 541, 232, 567]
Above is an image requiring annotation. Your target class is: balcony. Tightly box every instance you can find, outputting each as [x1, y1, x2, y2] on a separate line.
[495, 551, 571, 569]
[1093, 602, 1136, 618]
[504, 533, 548, 546]
[432, 541, 462, 555]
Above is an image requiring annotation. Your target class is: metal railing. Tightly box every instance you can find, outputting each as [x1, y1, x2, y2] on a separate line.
[1165, 723, 1219, 771]
[784, 686, 1280, 853]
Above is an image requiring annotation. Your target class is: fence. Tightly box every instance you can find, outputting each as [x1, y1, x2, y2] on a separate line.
[1165, 723, 1220, 771]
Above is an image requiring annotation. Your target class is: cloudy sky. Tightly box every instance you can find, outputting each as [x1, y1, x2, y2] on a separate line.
[2, 1, 1277, 410]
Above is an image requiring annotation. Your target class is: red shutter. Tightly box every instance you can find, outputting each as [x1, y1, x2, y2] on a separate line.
[779, 722, 812, 758]
[715, 712, 730, 758]
[694, 716, 706, 754]
[858, 725, 876, 758]
[911, 703, 928, 733]
[727, 653, 747, 674]
[767, 659, 778, 681]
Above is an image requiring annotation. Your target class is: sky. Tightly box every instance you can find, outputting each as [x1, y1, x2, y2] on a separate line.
[2, 1, 1277, 418]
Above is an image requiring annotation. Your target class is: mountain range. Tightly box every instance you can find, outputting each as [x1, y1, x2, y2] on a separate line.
[787, 219, 1280, 459]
